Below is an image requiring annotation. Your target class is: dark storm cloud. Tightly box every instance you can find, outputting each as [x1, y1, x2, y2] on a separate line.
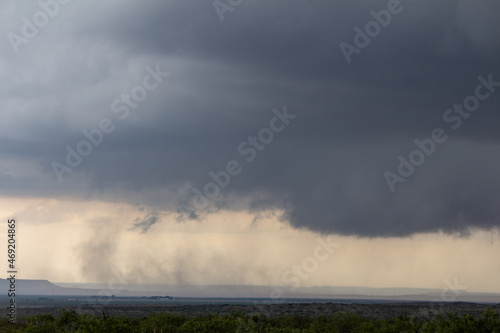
[1, 0, 500, 236]
[132, 212, 160, 233]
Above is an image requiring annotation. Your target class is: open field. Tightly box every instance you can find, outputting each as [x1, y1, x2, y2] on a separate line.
[6, 296, 500, 319]
[0, 300, 499, 332]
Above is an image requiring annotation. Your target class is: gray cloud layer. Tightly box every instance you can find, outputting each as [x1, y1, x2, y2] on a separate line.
[1, 0, 500, 236]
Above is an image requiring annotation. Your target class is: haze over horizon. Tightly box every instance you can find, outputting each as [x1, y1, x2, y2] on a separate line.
[1, 1, 500, 294]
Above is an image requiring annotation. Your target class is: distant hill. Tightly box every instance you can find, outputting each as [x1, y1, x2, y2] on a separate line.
[0, 278, 169, 297]
[2, 279, 499, 303]
[55, 282, 500, 303]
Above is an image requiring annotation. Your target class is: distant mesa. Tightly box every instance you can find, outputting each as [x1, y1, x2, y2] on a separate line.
[1, 279, 498, 303]
[0, 278, 170, 297]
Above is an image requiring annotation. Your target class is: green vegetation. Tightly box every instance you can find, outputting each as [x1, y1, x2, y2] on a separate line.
[0, 308, 499, 332]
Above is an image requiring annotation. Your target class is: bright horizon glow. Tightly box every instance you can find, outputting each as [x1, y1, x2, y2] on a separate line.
[2, 196, 500, 294]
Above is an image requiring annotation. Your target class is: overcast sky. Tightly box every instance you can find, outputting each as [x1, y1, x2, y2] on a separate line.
[1, 1, 500, 292]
